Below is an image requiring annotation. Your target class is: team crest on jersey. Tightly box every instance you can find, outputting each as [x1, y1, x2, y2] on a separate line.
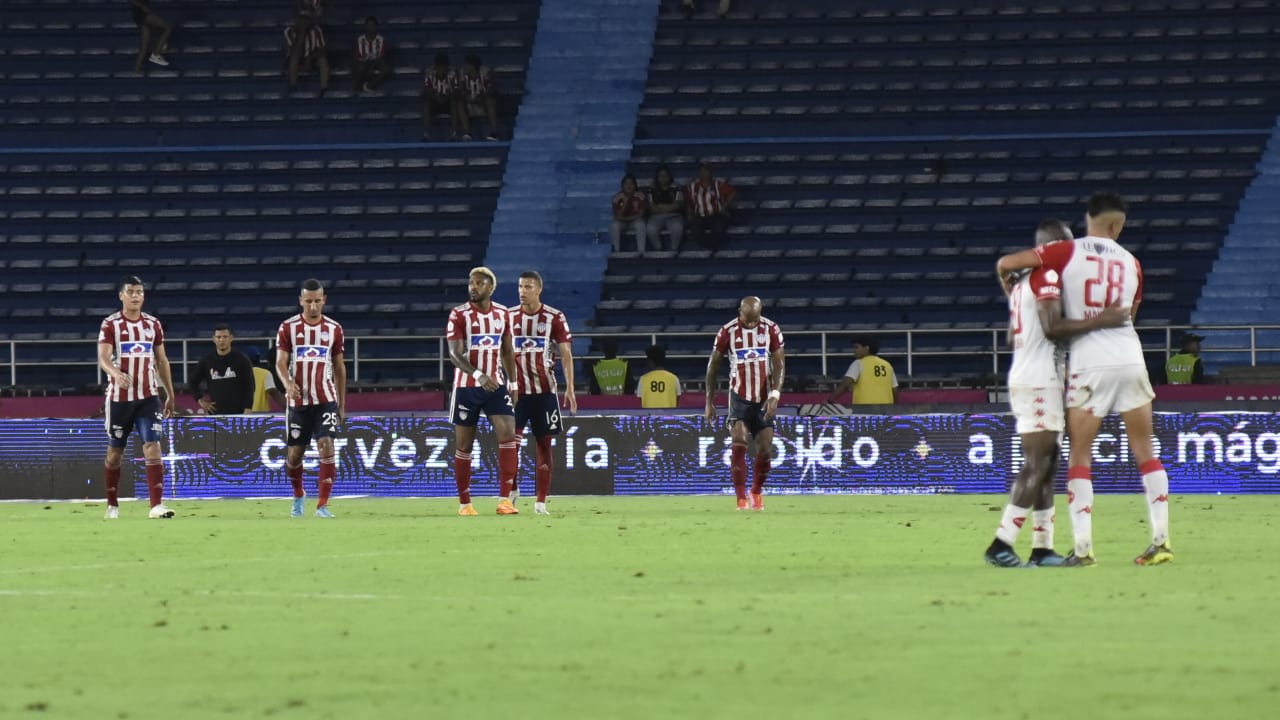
[518, 337, 547, 353]
[469, 334, 502, 349]
[295, 345, 329, 360]
[121, 341, 153, 357]
[536, 323, 548, 334]
[321, 332, 331, 342]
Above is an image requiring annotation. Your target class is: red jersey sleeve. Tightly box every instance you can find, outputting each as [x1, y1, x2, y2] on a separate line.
[332, 324, 344, 356]
[714, 326, 730, 354]
[1028, 267, 1063, 302]
[276, 322, 292, 354]
[1033, 239, 1074, 273]
[153, 319, 165, 346]
[1134, 258, 1144, 303]
[446, 308, 464, 341]
[98, 317, 114, 346]
[770, 322, 785, 351]
[552, 312, 572, 344]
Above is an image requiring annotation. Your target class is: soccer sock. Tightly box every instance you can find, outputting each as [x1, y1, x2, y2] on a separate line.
[994, 504, 1030, 545]
[317, 458, 335, 507]
[145, 459, 164, 507]
[751, 454, 771, 495]
[104, 464, 121, 506]
[1031, 509, 1055, 550]
[534, 435, 554, 503]
[498, 440, 519, 499]
[1140, 459, 1170, 546]
[454, 450, 472, 505]
[1067, 466, 1094, 556]
[730, 444, 747, 500]
[286, 462, 305, 499]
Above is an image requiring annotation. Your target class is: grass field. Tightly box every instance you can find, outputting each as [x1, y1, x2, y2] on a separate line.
[1, 494, 1277, 720]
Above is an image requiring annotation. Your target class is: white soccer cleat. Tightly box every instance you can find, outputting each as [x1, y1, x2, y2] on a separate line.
[534, 501, 550, 515]
[148, 503, 175, 519]
[104, 505, 119, 520]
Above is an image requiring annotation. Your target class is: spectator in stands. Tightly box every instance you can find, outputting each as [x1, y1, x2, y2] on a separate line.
[285, 13, 329, 95]
[421, 53, 459, 141]
[190, 324, 256, 415]
[457, 54, 501, 141]
[637, 345, 683, 409]
[589, 339, 635, 395]
[827, 336, 898, 405]
[682, 0, 732, 19]
[128, 0, 174, 70]
[647, 165, 686, 251]
[1164, 332, 1206, 385]
[686, 162, 736, 250]
[351, 16, 389, 96]
[296, 0, 324, 19]
[611, 174, 649, 254]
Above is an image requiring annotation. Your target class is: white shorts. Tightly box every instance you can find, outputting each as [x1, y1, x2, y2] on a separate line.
[1009, 385, 1065, 435]
[1066, 365, 1155, 416]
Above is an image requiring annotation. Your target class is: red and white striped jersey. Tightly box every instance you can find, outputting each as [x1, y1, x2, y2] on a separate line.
[508, 304, 572, 395]
[459, 68, 494, 99]
[423, 68, 457, 96]
[687, 178, 735, 217]
[713, 317, 785, 402]
[355, 33, 385, 61]
[99, 312, 165, 402]
[285, 24, 325, 55]
[447, 301, 511, 388]
[276, 314, 344, 407]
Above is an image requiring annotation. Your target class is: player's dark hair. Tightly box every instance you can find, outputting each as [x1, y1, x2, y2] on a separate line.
[519, 270, 543, 287]
[621, 173, 637, 189]
[654, 164, 673, 186]
[434, 52, 449, 66]
[365, 15, 378, 24]
[300, 278, 324, 293]
[118, 275, 144, 293]
[646, 345, 666, 365]
[600, 338, 619, 357]
[853, 335, 880, 355]
[1036, 217, 1071, 241]
[214, 322, 232, 333]
[1087, 192, 1128, 217]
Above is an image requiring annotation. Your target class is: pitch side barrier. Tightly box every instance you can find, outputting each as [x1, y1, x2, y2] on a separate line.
[2, 412, 1278, 500]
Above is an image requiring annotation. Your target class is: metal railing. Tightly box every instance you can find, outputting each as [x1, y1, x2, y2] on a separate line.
[4, 325, 1278, 390]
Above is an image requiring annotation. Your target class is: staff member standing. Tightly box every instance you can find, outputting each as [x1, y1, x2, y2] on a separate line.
[1164, 332, 1206, 385]
[637, 345, 682, 409]
[190, 323, 256, 415]
[827, 336, 897, 405]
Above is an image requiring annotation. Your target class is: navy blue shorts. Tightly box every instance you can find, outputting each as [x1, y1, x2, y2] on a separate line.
[286, 402, 340, 447]
[515, 392, 563, 437]
[727, 392, 775, 436]
[451, 386, 514, 427]
[105, 396, 164, 448]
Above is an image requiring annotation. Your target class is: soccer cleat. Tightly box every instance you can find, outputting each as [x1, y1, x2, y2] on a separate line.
[1027, 550, 1066, 567]
[315, 506, 335, 519]
[736, 497, 749, 511]
[104, 505, 119, 520]
[1062, 551, 1097, 567]
[750, 492, 764, 511]
[458, 503, 478, 516]
[983, 543, 1025, 568]
[291, 497, 305, 518]
[148, 503, 175, 519]
[496, 499, 519, 515]
[1134, 542, 1173, 566]
[534, 501, 550, 515]
[148, 53, 169, 67]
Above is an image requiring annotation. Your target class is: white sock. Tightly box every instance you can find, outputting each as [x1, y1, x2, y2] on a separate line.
[1067, 473, 1094, 556]
[994, 504, 1030, 545]
[1141, 461, 1170, 546]
[1031, 509, 1055, 550]
[534, 501, 547, 513]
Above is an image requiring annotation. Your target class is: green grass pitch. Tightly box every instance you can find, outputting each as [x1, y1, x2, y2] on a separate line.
[1, 494, 1277, 720]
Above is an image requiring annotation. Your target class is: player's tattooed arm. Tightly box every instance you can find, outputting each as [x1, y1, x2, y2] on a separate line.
[764, 348, 785, 420]
[449, 338, 498, 391]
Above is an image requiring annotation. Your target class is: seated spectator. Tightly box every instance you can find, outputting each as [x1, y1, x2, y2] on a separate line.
[611, 174, 649, 254]
[128, 0, 173, 71]
[636, 345, 683, 409]
[686, 161, 736, 250]
[285, 13, 329, 95]
[682, 0, 732, 19]
[351, 16, 389, 95]
[421, 53, 459, 141]
[646, 164, 685, 251]
[457, 54, 501, 141]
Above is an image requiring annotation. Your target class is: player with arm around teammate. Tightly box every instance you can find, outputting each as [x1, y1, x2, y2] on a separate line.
[704, 296, 785, 511]
[984, 219, 1128, 567]
[997, 193, 1172, 566]
[98, 275, 177, 519]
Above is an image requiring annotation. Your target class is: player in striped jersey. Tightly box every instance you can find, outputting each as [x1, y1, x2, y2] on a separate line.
[351, 16, 389, 95]
[508, 271, 577, 515]
[704, 297, 785, 511]
[97, 275, 177, 519]
[275, 279, 347, 518]
[447, 267, 520, 516]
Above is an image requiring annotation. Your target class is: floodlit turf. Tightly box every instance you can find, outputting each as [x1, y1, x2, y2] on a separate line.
[1, 494, 1277, 719]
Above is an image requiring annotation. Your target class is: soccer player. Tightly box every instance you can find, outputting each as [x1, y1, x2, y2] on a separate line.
[997, 193, 1172, 566]
[984, 219, 1128, 568]
[507, 271, 577, 515]
[97, 275, 177, 519]
[447, 267, 520, 516]
[190, 323, 256, 415]
[275, 279, 346, 518]
[704, 296, 785, 511]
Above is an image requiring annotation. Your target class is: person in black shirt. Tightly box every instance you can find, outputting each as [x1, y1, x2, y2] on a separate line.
[647, 164, 685, 251]
[190, 323, 256, 414]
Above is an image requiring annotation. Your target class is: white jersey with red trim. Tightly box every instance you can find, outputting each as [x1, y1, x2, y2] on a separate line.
[508, 304, 572, 395]
[276, 315, 344, 406]
[1007, 267, 1063, 387]
[1035, 236, 1144, 371]
[447, 301, 511, 388]
[99, 312, 165, 402]
[713, 316, 785, 402]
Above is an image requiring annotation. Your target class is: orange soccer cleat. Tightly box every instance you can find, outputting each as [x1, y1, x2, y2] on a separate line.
[458, 504, 479, 516]
[496, 499, 520, 515]
[736, 497, 750, 511]
[750, 492, 764, 512]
